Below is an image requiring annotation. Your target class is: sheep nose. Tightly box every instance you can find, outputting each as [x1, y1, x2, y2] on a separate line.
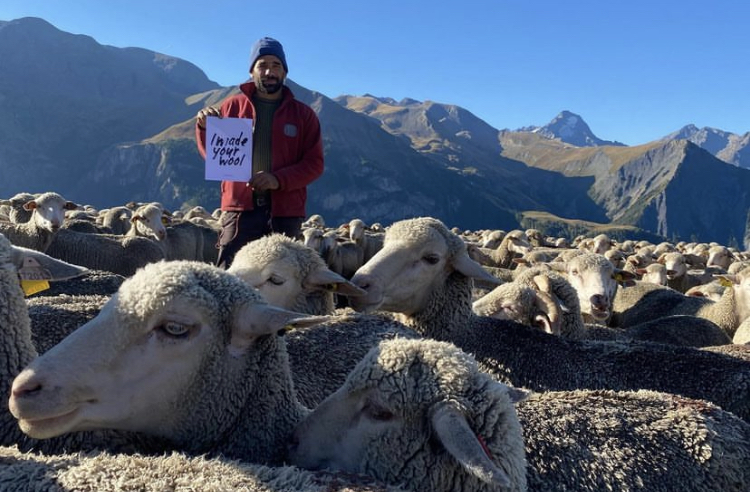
[351, 273, 373, 292]
[11, 374, 43, 400]
[590, 294, 609, 311]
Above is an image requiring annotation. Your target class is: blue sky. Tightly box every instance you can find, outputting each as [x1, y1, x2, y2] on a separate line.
[2, 0, 748, 146]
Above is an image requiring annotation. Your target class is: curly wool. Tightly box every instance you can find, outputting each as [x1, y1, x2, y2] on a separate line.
[517, 389, 750, 491]
[0, 445, 400, 492]
[295, 338, 528, 492]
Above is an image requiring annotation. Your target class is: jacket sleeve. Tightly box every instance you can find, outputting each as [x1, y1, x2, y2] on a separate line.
[273, 108, 324, 191]
[195, 122, 208, 159]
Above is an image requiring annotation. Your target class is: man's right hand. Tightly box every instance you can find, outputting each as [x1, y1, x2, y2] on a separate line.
[196, 106, 221, 129]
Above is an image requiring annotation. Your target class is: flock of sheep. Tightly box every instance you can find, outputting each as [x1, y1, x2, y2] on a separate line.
[1, 191, 749, 491]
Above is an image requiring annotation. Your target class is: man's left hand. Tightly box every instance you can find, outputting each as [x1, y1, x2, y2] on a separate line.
[249, 172, 280, 191]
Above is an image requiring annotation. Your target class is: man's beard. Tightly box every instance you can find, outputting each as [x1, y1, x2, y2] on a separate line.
[257, 76, 283, 95]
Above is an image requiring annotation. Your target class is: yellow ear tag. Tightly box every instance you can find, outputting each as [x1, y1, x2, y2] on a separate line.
[717, 277, 734, 288]
[21, 279, 50, 296]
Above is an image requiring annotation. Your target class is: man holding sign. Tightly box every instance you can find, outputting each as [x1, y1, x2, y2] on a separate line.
[195, 37, 324, 268]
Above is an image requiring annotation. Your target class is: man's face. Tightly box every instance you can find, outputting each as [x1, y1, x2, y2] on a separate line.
[251, 55, 286, 96]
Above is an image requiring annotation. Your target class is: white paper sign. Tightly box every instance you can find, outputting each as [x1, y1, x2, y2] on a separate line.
[204, 116, 253, 182]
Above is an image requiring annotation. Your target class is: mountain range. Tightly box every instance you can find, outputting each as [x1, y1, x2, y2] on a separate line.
[1, 17, 749, 248]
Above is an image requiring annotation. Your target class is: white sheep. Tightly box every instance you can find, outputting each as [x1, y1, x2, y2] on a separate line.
[473, 266, 732, 347]
[126, 203, 208, 262]
[473, 229, 532, 269]
[0, 192, 38, 223]
[0, 192, 78, 252]
[46, 228, 166, 277]
[227, 232, 421, 408]
[0, 445, 399, 492]
[548, 250, 635, 325]
[290, 339, 750, 492]
[127, 202, 167, 241]
[228, 233, 365, 315]
[9, 259, 328, 464]
[100, 205, 133, 235]
[612, 268, 750, 339]
[348, 217, 750, 421]
[348, 218, 385, 264]
[290, 338, 528, 492]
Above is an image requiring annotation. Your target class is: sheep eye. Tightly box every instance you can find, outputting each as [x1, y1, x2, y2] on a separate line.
[423, 254, 440, 265]
[365, 403, 394, 421]
[158, 321, 191, 338]
[268, 275, 285, 286]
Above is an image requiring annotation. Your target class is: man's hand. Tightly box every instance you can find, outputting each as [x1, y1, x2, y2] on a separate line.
[248, 171, 280, 191]
[196, 106, 221, 129]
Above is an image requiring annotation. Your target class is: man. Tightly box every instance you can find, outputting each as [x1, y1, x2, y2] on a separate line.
[195, 37, 324, 269]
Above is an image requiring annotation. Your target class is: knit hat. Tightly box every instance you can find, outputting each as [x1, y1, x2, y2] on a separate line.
[249, 37, 288, 73]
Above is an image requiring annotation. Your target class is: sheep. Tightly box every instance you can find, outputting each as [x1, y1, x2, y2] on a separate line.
[473, 266, 732, 347]
[27, 294, 111, 353]
[320, 230, 365, 280]
[0, 445, 399, 492]
[290, 339, 750, 492]
[226, 233, 421, 408]
[515, 388, 750, 491]
[548, 250, 635, 325]
[480, 229, 505, 249]
[0, 233, 148, 453]
[9, 259, 332, 464]
[289, 338, 528, 492]
[734, 318, 750, 344]
[348, 218, 385, 264]
[473, 229, 532, 269]
[45, 228, 166, 277]
[100, 205, 133, 235]
[659, 251, 710, 293]
[227, 233, 366, 315]
[0, 192, 78, 252]
[348, 217, 750, 421]
[638, 261, 667, 286]
[611, 268, 750, 339]
[0, 192, 37, 224]
[302, 213, 326, 229]
[127, 202, 168, 241]
[707, 244, 735, 270]
[25, 269, 125, 298]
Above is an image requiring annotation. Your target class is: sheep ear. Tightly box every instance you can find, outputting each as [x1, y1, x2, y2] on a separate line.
[304, 267, 367, 297]
[10, 245, 89, 280]
[612, 269, 637, 287]
[22, 200, 38, 211]
[64, 201, 79, 211]
[453, 251, 502, 285]
[430, 400, 511, 487]
[229, 302, 329, 354]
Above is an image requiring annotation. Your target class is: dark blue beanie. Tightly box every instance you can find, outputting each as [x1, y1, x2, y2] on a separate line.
[249, 37, 288, 73]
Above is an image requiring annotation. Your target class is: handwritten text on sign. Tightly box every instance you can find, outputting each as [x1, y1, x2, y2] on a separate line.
[205, 116, 253, 182]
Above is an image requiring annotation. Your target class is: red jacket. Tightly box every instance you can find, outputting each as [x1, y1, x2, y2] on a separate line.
[195, 82, 324, 217]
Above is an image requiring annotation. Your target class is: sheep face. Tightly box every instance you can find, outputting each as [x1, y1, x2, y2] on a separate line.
[565, 253, 621, 323]
[130, 204, 167, 241]
[228, 233, 364, 312]
[289, 339, 527, 492]
[349, 218, 496, 316]
[660, 252, 688, 280]
[24, 192, 77, 232]
[9, 261, 324, 442]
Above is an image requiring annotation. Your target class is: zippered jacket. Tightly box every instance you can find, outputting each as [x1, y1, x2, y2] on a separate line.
[195, 82, 324, 217]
